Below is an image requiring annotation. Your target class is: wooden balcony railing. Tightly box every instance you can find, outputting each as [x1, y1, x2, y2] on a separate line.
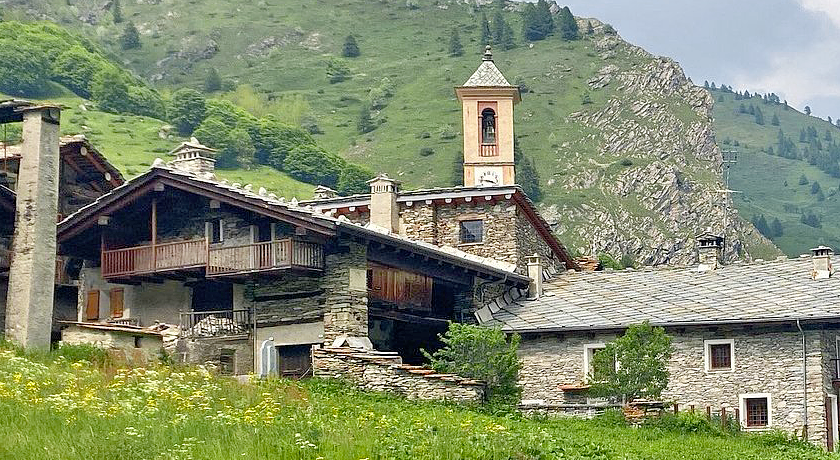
[479, 143, 498, 157]
[102, 238, 208, 278]
[207, 239, 323, 277]
[179, 309, 251, 338]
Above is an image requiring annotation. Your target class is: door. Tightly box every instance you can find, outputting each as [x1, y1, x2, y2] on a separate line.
[254, 221, 273, 269]
[85, 290, 100, 321]
[277, 345, 312, 378]
[109, 288, 124, 318]
[191, 282, 233, 312]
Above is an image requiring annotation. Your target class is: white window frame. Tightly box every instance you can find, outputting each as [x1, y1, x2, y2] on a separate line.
[205, 219, 224, 244]
[583, 343, 607, 381]
[704, 339, 735, 372]
[739, 393, 772, 430]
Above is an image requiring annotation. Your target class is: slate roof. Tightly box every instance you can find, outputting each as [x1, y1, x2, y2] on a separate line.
[57, 163, 529, 285]
[462, 59, 514, 87]
[483, 256, 840, 332]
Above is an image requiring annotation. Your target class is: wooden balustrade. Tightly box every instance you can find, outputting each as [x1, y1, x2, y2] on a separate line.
[179, 309, 251, 338]
[479, 143, 498, 157]
[207, 239, 323, 277]
[101, 238, 207, 278]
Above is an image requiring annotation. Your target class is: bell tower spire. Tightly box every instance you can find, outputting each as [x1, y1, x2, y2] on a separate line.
[455, 45, 520, 187]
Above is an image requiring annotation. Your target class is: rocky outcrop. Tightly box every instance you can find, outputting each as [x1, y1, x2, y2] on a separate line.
[542, 25, 777, 266]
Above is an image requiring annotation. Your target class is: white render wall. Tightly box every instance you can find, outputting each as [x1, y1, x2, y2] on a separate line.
[518, 325, 838, 446]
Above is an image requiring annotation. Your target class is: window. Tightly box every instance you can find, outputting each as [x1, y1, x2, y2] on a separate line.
[206, 219, 223, 244]
[109, 288, 124, 318]
[219, 349, 236, 375]
[583, 343, 615, 380]
[740, 394, 771, 429]
[704, 339, 734, 372]
[481, 108, 496, 144]
[460, 220, 483, 244]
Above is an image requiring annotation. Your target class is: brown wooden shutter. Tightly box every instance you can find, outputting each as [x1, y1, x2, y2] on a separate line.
[109, 288, 124, 318]
[85, 290, 100, 321]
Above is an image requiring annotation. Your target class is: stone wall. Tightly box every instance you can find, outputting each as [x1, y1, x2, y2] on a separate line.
[435, 202, 519, 268]
[515, 211, 560, 271]
[322, 242, 368, 343]
[313, 347, 485, 402]
[174, 336, 253, 374]
[400, 203, 436, 244]
[517, 325, 838, 446]
[61, 324, 164, 365]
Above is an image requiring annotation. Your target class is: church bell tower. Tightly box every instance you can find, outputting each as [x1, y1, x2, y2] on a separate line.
[455, 45, 521, 187]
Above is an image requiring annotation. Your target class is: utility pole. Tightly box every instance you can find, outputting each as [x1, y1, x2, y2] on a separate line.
[715, 149, 740, 250]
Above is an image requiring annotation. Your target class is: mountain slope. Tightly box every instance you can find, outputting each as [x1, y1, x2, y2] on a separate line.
[2, 0, 777, 264]
[711, 89, 840, 256]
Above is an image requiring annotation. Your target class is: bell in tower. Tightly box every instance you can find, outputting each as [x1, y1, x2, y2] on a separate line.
[455, 45, 521, 187]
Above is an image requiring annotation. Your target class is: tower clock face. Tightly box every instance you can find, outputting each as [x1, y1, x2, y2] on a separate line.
[474, 166, 503, 186]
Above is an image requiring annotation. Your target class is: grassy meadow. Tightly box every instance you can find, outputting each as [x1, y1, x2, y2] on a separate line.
[0, 343, 836, 460]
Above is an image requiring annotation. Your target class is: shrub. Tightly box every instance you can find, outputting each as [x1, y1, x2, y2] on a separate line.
[336, 163, 373, 195]
[419, 147, 435, 156]
[91, 67, 130, 114]
[284, 144, 343, 186]
[423, 323, 521, 405]
[55, 343, 110, 367]
[326, 57, 351, 84]
[589, 321, 673, 402]
[126, 85, 165, 119]
[597, 252, 622, 270]
[342, 35, 360, 58]
[620, 158, 633, 167]
[169, 88, 207, 136]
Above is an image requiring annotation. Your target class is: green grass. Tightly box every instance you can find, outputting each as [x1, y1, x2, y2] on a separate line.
[712, 89, 840, 255]
[0, 343, 836, 459]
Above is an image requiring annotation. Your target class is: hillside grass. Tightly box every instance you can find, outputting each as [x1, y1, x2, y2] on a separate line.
[0, 88, 314, 199]
[711, 89, 840, 256]
[0, 343, 836, 460]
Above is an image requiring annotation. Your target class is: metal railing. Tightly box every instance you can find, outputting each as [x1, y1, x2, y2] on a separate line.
[102, 238, 207, 278]
[179, 309, 251, 338]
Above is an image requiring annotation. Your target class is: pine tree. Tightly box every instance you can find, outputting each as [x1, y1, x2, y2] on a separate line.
[771, 113, 780, 126]
[492, 10, 506, 45]
[448, 29, 463, 57]
[342, 35, 360, 58]
[112, 0, 123, 23]
[770, 218, 783, 237]
[357, 105, 374, 134]
[704, 80, 710, 89]
[514, 138, 542, 201]
[536, 0, 555, 35]
[480, 11, 492, 48]
[805, 105, 812, 116]
[119, 22, 141, 50]
[558, 6, 578, 40]
[203, 67, 221, 93]
[501, 21, 515, 50]
[521, 4, 543, 41]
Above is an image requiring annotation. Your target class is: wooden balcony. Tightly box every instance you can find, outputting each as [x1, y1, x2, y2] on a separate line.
[479, 143, 498, 157]
[179, 309, 251, 338]
[207, 239, 324, 277]
[101, 238, 208, 279]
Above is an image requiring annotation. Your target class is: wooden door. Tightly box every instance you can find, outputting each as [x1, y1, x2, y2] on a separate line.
[85, 290, 100, 321]
[278, 345, 312, 378]
[109, 288, 124, 318]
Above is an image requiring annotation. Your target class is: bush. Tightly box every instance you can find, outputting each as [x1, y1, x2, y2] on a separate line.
[620, 158, 633, 167]
[597, 252, 622, 270]
[589, 321, 673, 402]
[169, 88, 207, 136]
[419, 147, 435, 156]
[342, 35, 360, 58]
[0, 38, 50, 96]
[91, 67, 130, 114]
[284, 144, 343, 187]
[423, 323, 521, 405]
[336, 163, 373, 195]
[326, 57, 351, 84]
[126, 85, 165, 119]
[256, 116, 315, 168]
[52, 44, 105, 98]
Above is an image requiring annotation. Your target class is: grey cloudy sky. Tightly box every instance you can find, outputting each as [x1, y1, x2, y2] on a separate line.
[555, 0, 840, 119]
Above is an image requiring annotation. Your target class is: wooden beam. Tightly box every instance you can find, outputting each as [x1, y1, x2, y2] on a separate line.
[369, 307, 450, 327]
[151, 197, 157, 270]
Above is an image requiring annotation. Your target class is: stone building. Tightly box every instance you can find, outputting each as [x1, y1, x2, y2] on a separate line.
[55, 142, 532, 377]
[480, 238, 840, 448]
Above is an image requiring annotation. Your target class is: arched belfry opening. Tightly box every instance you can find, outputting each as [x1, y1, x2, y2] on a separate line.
[481, 108, 496, 145]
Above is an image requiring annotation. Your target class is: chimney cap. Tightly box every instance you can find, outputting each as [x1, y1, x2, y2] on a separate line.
[696, 231, 723, 247]
[366, 173, 401, 186]
[482, 45, 493, 61]
[168, 137, 217, 157]
[811, 246, 833, 256]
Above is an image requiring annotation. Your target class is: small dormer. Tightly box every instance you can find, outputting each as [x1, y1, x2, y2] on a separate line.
[168, 137, 216, 179]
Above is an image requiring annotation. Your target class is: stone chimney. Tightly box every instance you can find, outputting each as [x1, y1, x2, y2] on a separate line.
[313, 185, 338, 200]
[697, 232, 723, 271]
[167, 137, 216, 179]
[527, 253, 543, 300]
[5, 104, 61, 349]
[811, 246, 834, 279]
[367, 173, 400, 234]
